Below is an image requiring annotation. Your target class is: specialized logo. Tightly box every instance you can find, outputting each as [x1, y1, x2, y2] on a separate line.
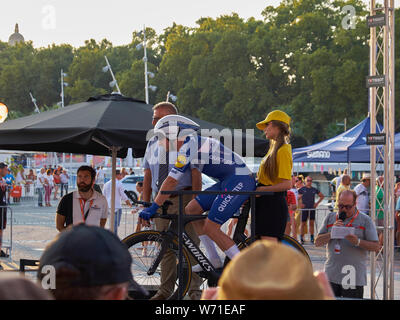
[306, 150, 331, 159]
[182, 233, 212, 272]
[175, 155, 187, 168]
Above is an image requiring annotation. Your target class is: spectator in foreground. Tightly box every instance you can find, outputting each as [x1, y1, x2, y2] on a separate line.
[37, 224, 148, 300]
[201, 240, 334, 300]
[0, 274, 53, 300]
[315, 190, 380, 299]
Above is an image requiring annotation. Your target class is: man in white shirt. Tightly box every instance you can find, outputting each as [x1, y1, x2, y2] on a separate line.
[36, 168, 46, 207]
[103, 169, 132, 234]
[56, 166, 108, 232]
[354, 173, 371, 215]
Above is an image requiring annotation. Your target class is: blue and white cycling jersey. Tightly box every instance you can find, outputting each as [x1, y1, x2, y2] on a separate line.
[169, 135, 252, 181]
[168, 135, 256, 225]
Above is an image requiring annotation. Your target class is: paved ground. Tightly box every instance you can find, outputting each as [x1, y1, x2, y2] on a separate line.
[1, 197, 399, 299]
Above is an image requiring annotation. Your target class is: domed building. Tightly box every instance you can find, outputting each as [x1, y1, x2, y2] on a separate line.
[8, 23, 25, 46]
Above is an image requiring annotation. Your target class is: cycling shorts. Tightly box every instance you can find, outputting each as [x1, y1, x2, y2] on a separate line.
[195, 174, 256, 225]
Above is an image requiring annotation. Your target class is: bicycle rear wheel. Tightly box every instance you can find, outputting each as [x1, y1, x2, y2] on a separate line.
[122, 230, 192, 300]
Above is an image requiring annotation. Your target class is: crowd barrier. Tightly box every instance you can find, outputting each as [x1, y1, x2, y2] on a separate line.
[0, 205, 13, 260]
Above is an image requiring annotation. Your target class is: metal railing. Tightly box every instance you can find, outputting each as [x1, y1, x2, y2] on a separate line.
[0, 205, 13, 260]
[160, 189, 273, 300]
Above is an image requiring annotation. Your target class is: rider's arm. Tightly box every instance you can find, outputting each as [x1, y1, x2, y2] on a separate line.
[191, 168, 202, 199]
[142, 168, 152, 203]
[154, 176, 179, 206]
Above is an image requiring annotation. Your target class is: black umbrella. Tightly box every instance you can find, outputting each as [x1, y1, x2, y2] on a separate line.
[0, 93, 268, 158]
[0, 93, 268, 231]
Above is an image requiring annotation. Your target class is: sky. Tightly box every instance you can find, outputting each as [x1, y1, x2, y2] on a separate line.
[1, 0, 397, 48]
[1, 0, 282, 48]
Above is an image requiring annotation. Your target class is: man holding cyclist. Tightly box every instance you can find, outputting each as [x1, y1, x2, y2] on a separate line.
[139, 115, 256, 270]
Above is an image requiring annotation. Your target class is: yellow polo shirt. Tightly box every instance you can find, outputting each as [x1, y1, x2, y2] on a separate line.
[257, 144, 292, 186]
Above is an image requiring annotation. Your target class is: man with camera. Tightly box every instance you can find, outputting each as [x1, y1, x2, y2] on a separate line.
[315, 190, 380, 299]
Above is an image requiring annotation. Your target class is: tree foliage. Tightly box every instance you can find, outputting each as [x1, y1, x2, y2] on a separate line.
[0, 0, 399, 147]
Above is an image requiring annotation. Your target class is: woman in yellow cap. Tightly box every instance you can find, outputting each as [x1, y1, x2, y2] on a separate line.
[255, 110, 293, 242]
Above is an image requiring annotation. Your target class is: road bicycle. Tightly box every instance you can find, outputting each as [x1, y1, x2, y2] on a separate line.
[122, 191, 310, 300]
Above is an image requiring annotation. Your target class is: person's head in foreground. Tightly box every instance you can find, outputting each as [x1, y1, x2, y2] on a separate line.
[37, 224, 148, 300]
[0, 274, 53, 300]
[203, 240, 334, 300]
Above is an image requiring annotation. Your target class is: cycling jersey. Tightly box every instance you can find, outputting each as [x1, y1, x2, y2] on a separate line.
[169, 135, 252, 181]
[169, 135, 256, 225]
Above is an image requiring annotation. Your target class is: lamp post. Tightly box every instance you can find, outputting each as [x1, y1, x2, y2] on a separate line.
[336, 117, 347, 132]
[136, 26, 157, 104]
[60, 69, 68, 108]
[102, 56, 121, 94]
[29, 92, 40, 113]
[166, 91, 177, 103]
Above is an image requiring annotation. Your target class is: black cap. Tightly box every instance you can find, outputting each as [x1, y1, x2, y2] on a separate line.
[0, 163, 7, 169]
[38, 224, 147, 296]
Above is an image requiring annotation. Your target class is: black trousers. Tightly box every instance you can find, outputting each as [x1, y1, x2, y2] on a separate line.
[330, 282, 364, 299]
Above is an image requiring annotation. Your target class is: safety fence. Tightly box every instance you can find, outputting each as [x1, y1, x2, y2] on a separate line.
[0, 206, 13, 260]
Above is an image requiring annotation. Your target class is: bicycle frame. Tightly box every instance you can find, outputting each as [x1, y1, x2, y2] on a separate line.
[146, 214, 221, 285]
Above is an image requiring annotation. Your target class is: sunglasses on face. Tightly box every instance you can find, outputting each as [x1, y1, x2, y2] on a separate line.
[338, 204, 354, 210]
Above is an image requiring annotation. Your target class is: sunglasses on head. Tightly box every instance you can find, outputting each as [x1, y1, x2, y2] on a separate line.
[338, 204, 354, 210]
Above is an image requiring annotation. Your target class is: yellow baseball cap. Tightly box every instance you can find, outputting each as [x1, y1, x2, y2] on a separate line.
[217, 240, 330, 300]
[256, 110, 291, 130]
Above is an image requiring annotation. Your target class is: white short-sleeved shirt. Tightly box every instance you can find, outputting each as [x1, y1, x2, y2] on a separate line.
[102, 179, 129, 211]
[57, 190, 108, 227]
[354, 183, 369, 214]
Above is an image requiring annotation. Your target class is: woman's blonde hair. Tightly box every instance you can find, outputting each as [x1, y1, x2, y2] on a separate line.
[263, 120, 290, 182]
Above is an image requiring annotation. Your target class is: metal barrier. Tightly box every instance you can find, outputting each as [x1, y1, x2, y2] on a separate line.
[161, 189, 272, 300]
[0, 205, 13, 260]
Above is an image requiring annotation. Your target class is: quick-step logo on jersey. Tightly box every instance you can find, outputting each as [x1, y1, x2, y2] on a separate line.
[217, 182, 244, 213]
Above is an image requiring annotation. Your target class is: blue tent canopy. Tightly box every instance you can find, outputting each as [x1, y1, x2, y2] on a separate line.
[292, 117, 383, 163]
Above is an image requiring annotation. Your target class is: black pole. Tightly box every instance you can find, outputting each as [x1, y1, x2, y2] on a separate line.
[250, 195, 256, 244]
[177, 194, 183, 300]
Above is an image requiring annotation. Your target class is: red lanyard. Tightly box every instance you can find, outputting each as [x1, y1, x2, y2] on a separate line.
[336, 210, 359, 227]
[79, 198, 93, 222]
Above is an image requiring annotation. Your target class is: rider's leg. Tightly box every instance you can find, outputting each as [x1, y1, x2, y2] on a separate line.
[203, 218, 237, 254]
[185, 199, 221, 266]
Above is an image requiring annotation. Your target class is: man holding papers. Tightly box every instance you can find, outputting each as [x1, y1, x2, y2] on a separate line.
[315, 190, 380, 299]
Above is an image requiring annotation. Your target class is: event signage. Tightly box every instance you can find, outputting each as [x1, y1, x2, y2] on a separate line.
[367, 14, 386, 27]
[366, 133, 386, 145]
[366, 75, 385, 88]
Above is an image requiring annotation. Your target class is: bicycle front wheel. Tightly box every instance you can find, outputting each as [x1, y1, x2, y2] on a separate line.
[122, 230, 192, 300]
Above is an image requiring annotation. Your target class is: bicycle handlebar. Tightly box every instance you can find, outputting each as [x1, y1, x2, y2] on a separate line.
[124, 190, 173, 213]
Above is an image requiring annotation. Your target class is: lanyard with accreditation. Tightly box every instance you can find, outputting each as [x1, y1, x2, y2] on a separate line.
[79, 198, 94, 222]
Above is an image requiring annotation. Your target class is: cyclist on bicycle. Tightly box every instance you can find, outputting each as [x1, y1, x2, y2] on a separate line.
[139, 115, 256, 271]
